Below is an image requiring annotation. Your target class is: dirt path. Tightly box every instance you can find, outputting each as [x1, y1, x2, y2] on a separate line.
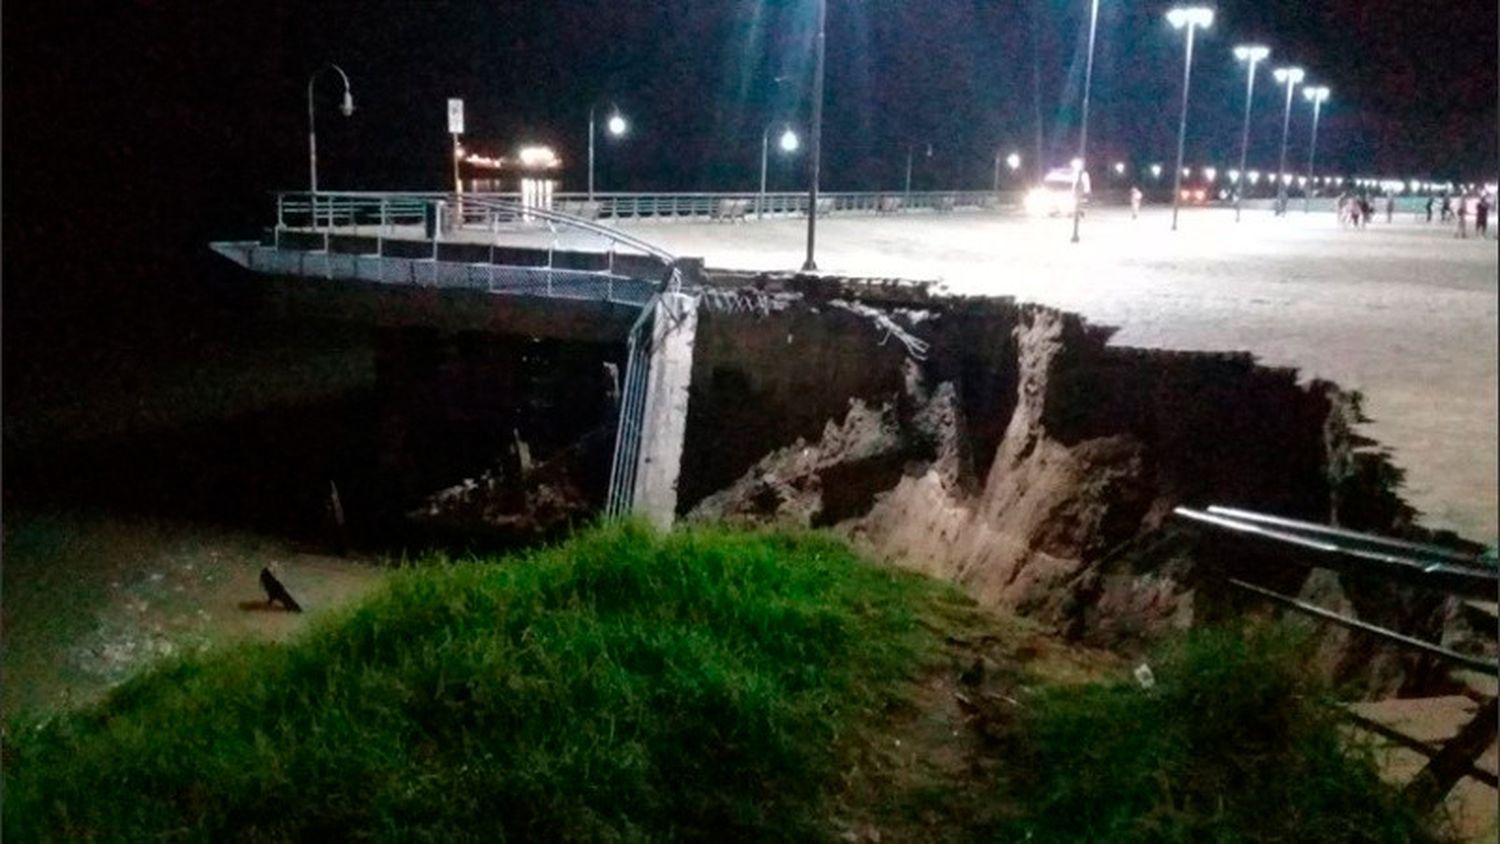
[2, 512, 386, 716]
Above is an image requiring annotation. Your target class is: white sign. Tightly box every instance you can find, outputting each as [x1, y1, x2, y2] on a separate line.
[447, 98, 464, 135]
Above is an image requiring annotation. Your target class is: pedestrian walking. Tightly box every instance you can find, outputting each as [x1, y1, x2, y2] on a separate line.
[1425, 195, 1434, 223]
[1359, 195, 1373, 229]
[1385, 194, 1394, 223]
[1441, 194, 1453, 222]
[1477, 194, 1491, 237]
[1129, 186, 1143, 219]
[1455, 194, 1469, 238]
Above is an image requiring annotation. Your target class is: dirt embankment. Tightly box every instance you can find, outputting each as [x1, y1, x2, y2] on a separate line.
[684, 274, 1484, 694]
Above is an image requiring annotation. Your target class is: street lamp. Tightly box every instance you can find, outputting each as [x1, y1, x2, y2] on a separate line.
[1071, 0, 1101, 244]
[1272, 65, 1305, 215]
[1150, 163, 1164, 179]
[1302, 85, 1330, 213]
[1232, 44, 1269, 221]
[588, 103, 628, 201]
[1113, 161, 1127, 176]
[1167, 6, 1213, 232]
[760, 124, 800, 218]
[905, 142, 933, 200]
[307, 63, 354, 196]
[994, 150, 1023, 192]
[803, 0, 827, 272]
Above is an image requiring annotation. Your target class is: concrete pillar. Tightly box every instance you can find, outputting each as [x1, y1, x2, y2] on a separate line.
[631, 292, 698, 529]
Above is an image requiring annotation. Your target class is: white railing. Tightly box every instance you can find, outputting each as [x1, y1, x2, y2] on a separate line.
[275, 188, 1025, 233]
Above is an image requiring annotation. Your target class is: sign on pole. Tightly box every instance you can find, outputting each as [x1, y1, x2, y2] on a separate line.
[447, 98, 465, 135]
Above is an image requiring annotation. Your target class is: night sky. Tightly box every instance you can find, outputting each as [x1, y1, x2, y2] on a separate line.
[4, 0, 1496, 356]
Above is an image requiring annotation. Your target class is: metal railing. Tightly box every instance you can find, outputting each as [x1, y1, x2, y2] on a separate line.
[604, 298, 657, 517]
[1173, 504, 1498, 813]
[275, 189, 1023, 232]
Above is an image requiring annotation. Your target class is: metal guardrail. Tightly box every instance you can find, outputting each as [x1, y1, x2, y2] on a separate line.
[275, 189, 1022, 231]
[604, 298, 657, 518]
[1172, 504, 1499, 813]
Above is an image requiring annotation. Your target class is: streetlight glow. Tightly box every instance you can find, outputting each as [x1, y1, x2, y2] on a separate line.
[1150, 163, 1163, 179]
[1204, 166, 1217, 182]
[1301, 85, 1330, 212]
[1071, 157, 1084, 172]
[1007, 152, 1022, 170]
[1233, 44, 1270, 63]
[779, 127, 800, 153]
[1166, 6, 1214, 29]
[1247, 170, 1261, 185]
[1113, 161, 1126, 175]
[1227, 168, 1240, 184]
[607, 113, 628, 136]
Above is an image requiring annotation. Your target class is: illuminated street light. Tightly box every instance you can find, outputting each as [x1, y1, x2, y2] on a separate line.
[1204, 166, 1217, 182]
[1248, 170, 1261, 185]
[1301, 85, 1330, 213]
[1232, 44, 1269, 221]
[1167, 6, 1213, 232]
[1228, 168, 1241, 184]
[1007, 152, 1022, 170]
[307, 63, 355, 195]
[1113, 161, 1126, 175]
[1150, 163, 1164, 179]
[588, 103, 629, 200]
[1271, 66, 1305, 215]
[759, 123, 800, 218]
[1071, 0, 1102, 244]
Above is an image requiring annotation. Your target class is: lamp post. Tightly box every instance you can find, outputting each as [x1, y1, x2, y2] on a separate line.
[307, 63, 354, 196]
[1272, 65, 1305, 215]
[1302, 86, 1330, 213]
[1232, 45, 1269, 222]
[905, 143, 932, 200]
[802, 0, 826, 272]
[1167, 6, 1213, 232]
[760, 125, 800, 218]
[588, 104, 628, 201]
[1070, 0, 1101, 244]
[996, 151, 1021, 191]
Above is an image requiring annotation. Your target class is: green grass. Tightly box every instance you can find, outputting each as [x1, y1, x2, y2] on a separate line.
[3, 521, 951, 841]
[992, 624, 1441, 844]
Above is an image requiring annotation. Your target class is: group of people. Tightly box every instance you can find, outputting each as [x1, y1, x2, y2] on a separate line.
[1334, 190, 1493, 238]
[1424, 192, 1492, 238]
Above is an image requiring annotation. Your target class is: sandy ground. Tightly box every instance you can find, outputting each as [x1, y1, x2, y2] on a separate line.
[521, 206, 1495, 542]
[2, 512, 386, 716]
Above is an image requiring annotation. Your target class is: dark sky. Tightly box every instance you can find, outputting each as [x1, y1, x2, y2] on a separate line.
[3, 0, 1495, 343]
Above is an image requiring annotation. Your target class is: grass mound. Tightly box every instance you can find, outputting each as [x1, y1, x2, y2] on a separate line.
[995, 624, 1439, 843]
[4, 522, 952, 841]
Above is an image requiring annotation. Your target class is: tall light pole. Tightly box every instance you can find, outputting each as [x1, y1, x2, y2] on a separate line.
[1167, 7, 1213, 232]
[1232, 45, 1269, 222]
[995, 151, 1022, 192]
[1302, 86, 1330, 213]
[760, 125, 800, 218]
[1272, 65, 1305, 216]
[904, 143, 932, 199]
[1070, 0, 1100, 244]
[588, 104, 628, 201]
[307, 63, 354, 195]
[802, 0, 827, 272]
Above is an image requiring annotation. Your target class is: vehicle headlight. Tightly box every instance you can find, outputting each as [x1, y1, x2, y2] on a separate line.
[1024, 188, 1050, 215]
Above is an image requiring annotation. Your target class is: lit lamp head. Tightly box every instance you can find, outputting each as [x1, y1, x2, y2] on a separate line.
[1006, 152, 1022, 171]
[1227, 168, 1241, 184]
[607, 112, 628, 137]
[1070, 157, 1084, 173]
[1203, 166, 1217, 182]
[778, 126, 800, 153]
[1113, 162, 1126, 175]
[1150, 163, 1163, 179]
[1166, 6, 1214, 30]
[340, 90, 355, 117]
[1273, 66, 1306, 86]
[1233, 44, 1270, 65]
[1303, 85, 1330, 105]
